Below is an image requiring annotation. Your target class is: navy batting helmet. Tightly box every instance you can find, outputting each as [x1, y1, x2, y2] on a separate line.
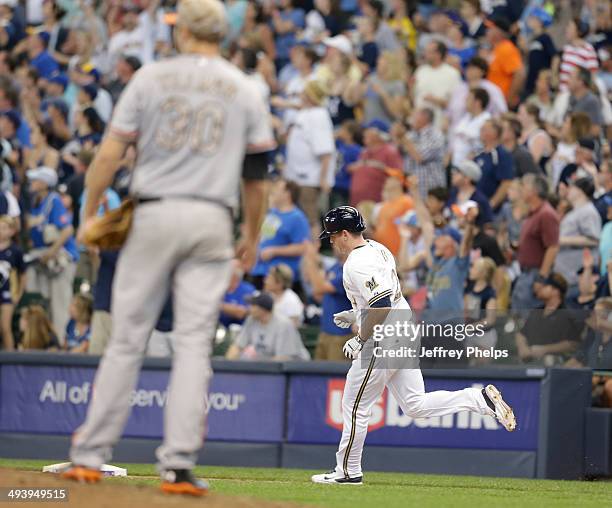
[319, 206, 366, 239]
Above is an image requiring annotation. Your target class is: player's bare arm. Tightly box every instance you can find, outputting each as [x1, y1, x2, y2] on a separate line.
[82, 137, 130, 222]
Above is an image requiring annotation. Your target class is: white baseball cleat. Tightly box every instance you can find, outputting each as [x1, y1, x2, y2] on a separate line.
[311, 470, 363, 485]
[482, 384, 517, 432]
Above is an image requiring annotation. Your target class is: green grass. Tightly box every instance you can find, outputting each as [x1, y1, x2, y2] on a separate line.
[1, 458, 610, 508]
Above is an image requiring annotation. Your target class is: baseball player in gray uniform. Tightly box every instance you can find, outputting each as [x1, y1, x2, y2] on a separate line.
[62, 0, 274, 496]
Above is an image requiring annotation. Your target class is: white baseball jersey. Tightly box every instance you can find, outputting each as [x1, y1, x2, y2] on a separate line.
[110, 54, 275, 208]
[343, 239, 410, 313]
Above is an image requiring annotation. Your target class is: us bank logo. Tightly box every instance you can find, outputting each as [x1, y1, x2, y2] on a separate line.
[325, 379, 499, 431]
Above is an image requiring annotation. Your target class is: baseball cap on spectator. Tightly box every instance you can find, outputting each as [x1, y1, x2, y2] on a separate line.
[248, 291, 274, 312]
[451, 199, 479, 218]
[27, 166, 58, 187]
[76, 62, 101, 83]
[364, 118, 390, 134]
[453, 160, 482, 183]
[0, 109, 20, 130]
[543, 273, 568, 297]
[80, 83, 98, 102]
[571, 177, 596, 199]
[323, 35, 353, 56]
[435, 226, 462, 245]
[484, 15, 511, 34]
[48, 72, 69, 90]
[304, 80, 327, 106]
[527, 7, 553, 27]
[395, 210, 420, 227]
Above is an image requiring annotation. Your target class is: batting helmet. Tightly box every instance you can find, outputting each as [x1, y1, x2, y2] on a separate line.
[319, 206, 366, 239]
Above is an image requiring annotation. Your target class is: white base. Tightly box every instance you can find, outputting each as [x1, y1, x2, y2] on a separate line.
[42, 462, 127, 477]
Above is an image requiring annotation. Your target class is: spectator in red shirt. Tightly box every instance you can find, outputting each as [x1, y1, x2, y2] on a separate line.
[348, 119, 403, 207]
[511, 173, 560, 310]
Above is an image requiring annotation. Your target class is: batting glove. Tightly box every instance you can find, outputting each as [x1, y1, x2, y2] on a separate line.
[333, 310, 356, 329]
[343, 336, 365, 360]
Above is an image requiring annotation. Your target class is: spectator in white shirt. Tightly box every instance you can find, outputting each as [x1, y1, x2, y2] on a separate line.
[446, 56, 507, 133]
[450, 87, 491, 166]
[284, 80, 335, 230]
[107, 4, 154, 78]
[264, 263, 304, 326]
[413, 40, 461, 126]
[271, 45, 318, 130]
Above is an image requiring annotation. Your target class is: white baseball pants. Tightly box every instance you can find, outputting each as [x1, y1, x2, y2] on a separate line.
[335, 357, 490, 478]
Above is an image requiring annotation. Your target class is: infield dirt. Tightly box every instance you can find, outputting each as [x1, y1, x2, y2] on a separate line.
[0, 468, 299, 508]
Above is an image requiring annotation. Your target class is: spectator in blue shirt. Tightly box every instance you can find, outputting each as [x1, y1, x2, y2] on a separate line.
[475, 119, 514, 212]
[333, 120, 362, 207]
[271, 0, 305, 70]
[0, 78, 31, 148]
[220, 260, 256, 328]
[26, 166, 78, 342]
[302, 242, 352, 360]
[65, 292, 92, 353]
[421, 209, 477, 367]
[28, 32, 59, 79]
[448, 159, 494, 226]
[251, 178, 310, 289]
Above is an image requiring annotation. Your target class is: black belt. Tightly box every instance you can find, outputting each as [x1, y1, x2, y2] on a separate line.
[133, 194, 233, 215]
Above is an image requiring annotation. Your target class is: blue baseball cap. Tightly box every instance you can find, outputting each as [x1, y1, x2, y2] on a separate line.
[48, 72, 69, 90]
[435, 226, 462, 245]
[363, 118, 390, 134]
[527, 7, 553, 28]
[395, 210, 420, 227]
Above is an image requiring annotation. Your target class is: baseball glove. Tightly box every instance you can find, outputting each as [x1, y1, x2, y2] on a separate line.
[82, 198, 134, 250]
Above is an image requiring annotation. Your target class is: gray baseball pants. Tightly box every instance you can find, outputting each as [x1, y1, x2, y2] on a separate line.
[69, 199, 233, 472]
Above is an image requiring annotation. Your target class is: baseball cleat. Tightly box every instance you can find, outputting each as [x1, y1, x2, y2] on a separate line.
[61, 465, 102, 484]
[160, 469, 209, 497]
[482, 384, 517, 432]
[311, 470, 363, 485]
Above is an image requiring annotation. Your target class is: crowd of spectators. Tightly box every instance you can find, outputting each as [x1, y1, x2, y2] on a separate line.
[0, 0, 609, 403]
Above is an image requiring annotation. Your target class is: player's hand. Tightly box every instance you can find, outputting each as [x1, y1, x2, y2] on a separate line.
[343, 336, 364, 360]
[236, 237, 258, 271]
[77, 216, 97, 246]
[333, 309, 356, 328]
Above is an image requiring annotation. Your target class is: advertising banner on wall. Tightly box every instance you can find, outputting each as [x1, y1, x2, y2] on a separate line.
[287, 375, 540, 450]
[0, 365, 285, 442]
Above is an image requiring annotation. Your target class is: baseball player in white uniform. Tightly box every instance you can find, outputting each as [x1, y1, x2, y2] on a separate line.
[62, 0, 274, 496]
[312, 206, 516, 485]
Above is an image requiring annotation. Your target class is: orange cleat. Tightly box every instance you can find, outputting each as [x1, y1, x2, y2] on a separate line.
[61, 465, 102, 484]
[160, 469, 209, 497]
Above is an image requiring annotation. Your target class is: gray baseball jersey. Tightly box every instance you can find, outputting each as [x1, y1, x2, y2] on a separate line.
[110, 54, 275, 207]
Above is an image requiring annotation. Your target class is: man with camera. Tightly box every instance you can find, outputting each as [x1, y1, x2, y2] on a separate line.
[25, 166, 78, 340]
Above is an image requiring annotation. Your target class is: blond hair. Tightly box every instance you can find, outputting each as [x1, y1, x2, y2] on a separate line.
[21, 305, 56, 350]
[379, 50, 407, 82]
